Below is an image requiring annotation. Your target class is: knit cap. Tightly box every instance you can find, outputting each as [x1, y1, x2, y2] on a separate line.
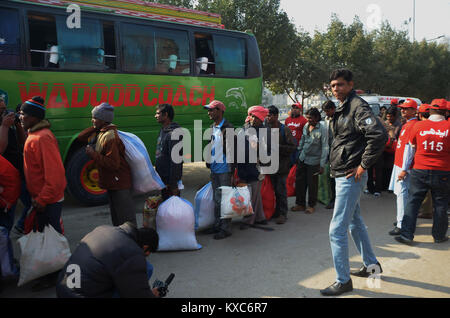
[92, 102, 114, 123]
[20, 98, 46, 120]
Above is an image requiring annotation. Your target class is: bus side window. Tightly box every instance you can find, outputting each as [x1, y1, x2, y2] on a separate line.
[154, 28, 189, 74]
[0, 8, 21, 68]
[102, 21, 116, 70]
[121, 23, 155, 74]
[54, 16, 106, 71]
[194, 33, 215, 75]
[28, 13, 58, 68]
[213, 35, 246, 77]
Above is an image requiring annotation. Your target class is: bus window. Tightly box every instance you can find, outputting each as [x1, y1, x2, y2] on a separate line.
[28, 13, 58, 68]
[0, 8, 21, 68]
[194, 33, 215, 75]
[28, 13, 115, 71]
[55, 16, 107, 71]
[154, 28, 189, 74]
[213, 35, 246, 77]
[122, 23, 156, 73]
[102, 21, 116, 70]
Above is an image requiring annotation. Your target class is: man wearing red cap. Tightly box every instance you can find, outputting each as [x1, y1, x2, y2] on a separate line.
[285, 102, 307, 165]
[396, 99, 450, 244]
[388, 99, 418, 236]
[204, 100, 236, 240]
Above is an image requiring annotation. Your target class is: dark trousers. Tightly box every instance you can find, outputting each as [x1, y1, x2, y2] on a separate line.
[367, 153, 384, 193]
[400, 169, 449, 241]
[295, 161, 320, 207]
[33, 202, 63, 234]
[211, 172, 232, 233]
[383, 152, 395, 190]
[107, 189, 136, 227]
[270, 174, 288, 217]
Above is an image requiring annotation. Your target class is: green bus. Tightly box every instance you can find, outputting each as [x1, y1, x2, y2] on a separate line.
[0, 0, 263, 205]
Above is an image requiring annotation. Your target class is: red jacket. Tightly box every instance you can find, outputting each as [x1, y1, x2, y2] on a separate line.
[0, 155, 21, 209]
[23, 120, 67, 206]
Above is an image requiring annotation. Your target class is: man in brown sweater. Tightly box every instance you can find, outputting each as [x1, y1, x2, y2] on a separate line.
[78, 103, 135, 226]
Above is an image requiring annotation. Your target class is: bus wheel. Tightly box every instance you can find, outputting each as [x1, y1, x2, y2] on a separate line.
[66, 147, 108, 206]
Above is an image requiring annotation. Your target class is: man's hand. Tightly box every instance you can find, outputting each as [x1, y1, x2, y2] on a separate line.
[152, 287, 161, 298]
[167, 185, 180, 197]
[346, 165, 366, 182]
[1, 112, 15, 128]
[85, 145, 95, 158]
[319, 167, 324, 175]
[397, 170, 408, 181]
[32, 198, 46, 213]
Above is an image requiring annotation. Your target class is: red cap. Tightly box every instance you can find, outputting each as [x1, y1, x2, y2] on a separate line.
[398, 99, 418, 109]
[418, 104, 430, 113]
[429, 99, 447, 110]
[447, 101, 450, 110]
[391, 98, 399, 105]
[292, 102, 302, 109]
[204, 100, 226, 112]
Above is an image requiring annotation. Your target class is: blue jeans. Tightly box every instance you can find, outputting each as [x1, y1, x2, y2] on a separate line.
[400, 169, 449, 241]
[329, 172, 378, 284]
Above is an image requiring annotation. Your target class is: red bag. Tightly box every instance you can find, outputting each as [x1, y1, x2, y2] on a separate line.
[261, 175, 276, 220]
[286, 164, 297, 197]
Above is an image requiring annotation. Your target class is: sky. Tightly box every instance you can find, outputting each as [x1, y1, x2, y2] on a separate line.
[279, 0, 450, 43]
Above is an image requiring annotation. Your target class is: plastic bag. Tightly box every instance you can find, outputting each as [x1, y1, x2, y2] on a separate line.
[118, 131, 165, 194]
[194, 182, 215, 230]
[286, 164, 297, 197]
[0, 226, 19, 278]
[143, 195, 162, 230]
[17, 225, 71, 286]
[219, 186, 253, 219]
[261, 176, 276, 220]
[156, 196, 201, 251]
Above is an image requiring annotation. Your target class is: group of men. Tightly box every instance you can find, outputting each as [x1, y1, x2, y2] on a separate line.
[0, 66, 448, 297]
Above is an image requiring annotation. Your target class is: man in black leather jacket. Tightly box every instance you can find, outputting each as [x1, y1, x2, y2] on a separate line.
[320, 69, 387, 296]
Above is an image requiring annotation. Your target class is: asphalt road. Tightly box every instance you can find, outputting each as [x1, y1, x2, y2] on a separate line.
[2, 162, 449, 298]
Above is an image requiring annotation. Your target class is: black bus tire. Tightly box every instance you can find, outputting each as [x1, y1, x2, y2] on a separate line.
[65, 147, 108, 206]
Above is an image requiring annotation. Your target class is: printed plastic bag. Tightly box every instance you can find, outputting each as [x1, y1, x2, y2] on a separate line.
[17, 225, 71, 286]
[118, 131, 165, 194]
[286, 164, 297, 197]
[0, 226, 19, 278]
[261, 176, 276, 220]
[143, 195, 162, 230]
[156, 196, 201, 251]
[194, 182, 215, 230]
[219, 186, 253, 219]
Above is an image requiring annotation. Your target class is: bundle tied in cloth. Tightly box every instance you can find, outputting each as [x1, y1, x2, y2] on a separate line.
[20, 99, 46, 120]
[92, 102, 114, 123]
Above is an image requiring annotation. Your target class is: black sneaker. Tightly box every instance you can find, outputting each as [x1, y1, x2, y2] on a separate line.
[350, 262, 383, 278]
[213, 231, 231, 240]
[434, 236, 448, 243]
[325, 202, 334, 210]
[320, 280, 353, 296]
[395, 235, 413, 245]
[203, 227, 220, 235]
[389, 227, 402, 236]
